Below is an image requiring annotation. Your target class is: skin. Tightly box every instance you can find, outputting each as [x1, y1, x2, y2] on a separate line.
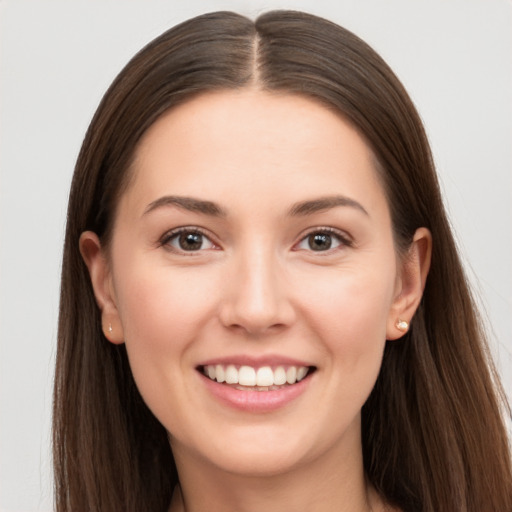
[81, 90, 431, 512]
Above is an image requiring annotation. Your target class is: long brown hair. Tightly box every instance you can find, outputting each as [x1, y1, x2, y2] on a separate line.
[54, 10, 512, 511]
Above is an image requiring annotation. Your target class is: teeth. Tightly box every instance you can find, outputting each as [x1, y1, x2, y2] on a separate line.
[215, 364, 225, 383]
[286, 366, 297, 384]
[202, 364, 310, 387]
[273, 366, 287, 385]
[256, 366, 274, 386]
[225, 364, 238, 384]
[239, 366, 256, 386]
[297, 366, 308, 381]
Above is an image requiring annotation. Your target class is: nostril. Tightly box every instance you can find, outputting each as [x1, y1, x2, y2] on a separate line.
[218, 272, 296, 334]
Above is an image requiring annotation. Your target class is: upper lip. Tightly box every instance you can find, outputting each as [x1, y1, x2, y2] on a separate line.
[197, 355, 315, 369]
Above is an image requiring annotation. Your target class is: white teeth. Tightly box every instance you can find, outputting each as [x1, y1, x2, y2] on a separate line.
[215, 364, 225, 383]
[225, 364, 238, 384]
[296, 366, 308, 381]
[273, 366, 287, 385]
[286, 366, 297, 384]
[202, 364, 310, 387]
[238, 366, 256, 386]
[256, 366, 274, 386]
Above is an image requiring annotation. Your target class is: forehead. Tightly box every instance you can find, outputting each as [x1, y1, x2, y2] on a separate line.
[135, 89, 370, 163]
[121, 89, 386, 217]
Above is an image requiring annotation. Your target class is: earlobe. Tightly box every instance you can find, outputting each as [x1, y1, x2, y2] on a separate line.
[79, 231, 125, 344]
[387, 227, 432, 340]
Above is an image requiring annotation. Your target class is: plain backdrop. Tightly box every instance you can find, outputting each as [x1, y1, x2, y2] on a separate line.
[1, 1, 510, 511]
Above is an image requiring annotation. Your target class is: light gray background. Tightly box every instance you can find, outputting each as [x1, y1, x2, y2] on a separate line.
[1, 1, 510, 511]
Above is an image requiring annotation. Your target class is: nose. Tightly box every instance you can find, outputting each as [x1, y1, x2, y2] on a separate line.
[219, 247, 296, 336]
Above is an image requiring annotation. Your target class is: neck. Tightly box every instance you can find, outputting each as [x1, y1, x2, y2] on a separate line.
[169, 429, 383, 512]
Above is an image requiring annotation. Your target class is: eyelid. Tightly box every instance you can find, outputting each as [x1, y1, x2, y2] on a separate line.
[159, 226, 220, 253]
[293, 226, 354, 251]
[158, 225, 352, 254]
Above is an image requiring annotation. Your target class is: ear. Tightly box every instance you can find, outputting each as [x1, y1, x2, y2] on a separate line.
[79, 231, 125, 344]
[386, 227, 432, 340]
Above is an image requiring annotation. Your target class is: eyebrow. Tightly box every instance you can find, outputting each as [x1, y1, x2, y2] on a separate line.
[143, 195, 227, 217]
[143, 194, 368, 218]
[288, 195, 369, 217]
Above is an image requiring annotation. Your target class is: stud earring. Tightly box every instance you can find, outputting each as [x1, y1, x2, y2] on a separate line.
[108, 323, 113, 334]
[396, 319, 409, 332]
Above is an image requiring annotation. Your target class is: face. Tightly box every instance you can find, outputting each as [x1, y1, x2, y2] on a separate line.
[83, 90, 425, 478]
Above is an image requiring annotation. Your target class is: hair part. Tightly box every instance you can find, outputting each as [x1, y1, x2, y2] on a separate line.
[54, 10, 512, 512]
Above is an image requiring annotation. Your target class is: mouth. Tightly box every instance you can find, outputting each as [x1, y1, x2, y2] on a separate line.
[198, 364, 316, 391]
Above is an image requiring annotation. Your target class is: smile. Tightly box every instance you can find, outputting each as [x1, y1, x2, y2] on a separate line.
[202, 364, 312, 390]
[198, 361, 315, 412]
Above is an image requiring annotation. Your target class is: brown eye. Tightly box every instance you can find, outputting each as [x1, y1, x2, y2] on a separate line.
[178, 232, 204, 251]
[308, 233, 332, 251]
[164, 229, 215, 252]
[295, 229, 349, 252]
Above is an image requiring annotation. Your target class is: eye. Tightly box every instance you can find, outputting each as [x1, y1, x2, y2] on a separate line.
[162, 228, 216, 252]
[295, 229, 351, 252]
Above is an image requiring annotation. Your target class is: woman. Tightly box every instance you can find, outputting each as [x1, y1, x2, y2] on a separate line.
[53, 10, 512, 512]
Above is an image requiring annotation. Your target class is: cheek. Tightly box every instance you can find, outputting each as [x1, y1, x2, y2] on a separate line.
[110, 254, 222, 402]
[110, 257, 226, 427]
[114, 258, 217, 346]
[305, 269, 395, 435]
[298, 262, 396, 373]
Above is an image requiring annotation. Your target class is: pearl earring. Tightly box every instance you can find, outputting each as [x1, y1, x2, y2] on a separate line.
[108, 323, 113, 333]
[396, 319, 409, 332]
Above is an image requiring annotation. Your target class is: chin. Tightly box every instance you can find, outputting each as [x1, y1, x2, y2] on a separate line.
[171, 418, 358, 480]
[205, 445, 311, 478]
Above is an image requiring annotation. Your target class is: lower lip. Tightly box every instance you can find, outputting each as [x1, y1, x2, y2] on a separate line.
[200, 373, 312, 413]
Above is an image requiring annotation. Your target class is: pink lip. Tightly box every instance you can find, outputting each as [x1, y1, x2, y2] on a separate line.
[198, 371, 313, 413]
[198, 355, 312, 368]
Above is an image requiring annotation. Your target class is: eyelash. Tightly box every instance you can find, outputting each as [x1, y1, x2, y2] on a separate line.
[293, 227, 353, 253]
[159, 226, 353, 254]
[159, 227, 218, 254]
